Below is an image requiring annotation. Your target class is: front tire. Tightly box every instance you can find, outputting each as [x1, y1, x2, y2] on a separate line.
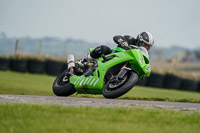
[103, 71, 138, 99]
[53, 71, 77, 96]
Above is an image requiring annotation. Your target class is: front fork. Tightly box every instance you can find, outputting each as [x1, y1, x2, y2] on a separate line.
[113, 62, 131, 80]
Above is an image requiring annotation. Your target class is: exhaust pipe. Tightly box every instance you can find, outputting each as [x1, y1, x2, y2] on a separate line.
[67, 54, 75, 69]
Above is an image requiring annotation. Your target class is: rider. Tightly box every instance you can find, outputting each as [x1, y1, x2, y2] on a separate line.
[77, 31, 154, 66]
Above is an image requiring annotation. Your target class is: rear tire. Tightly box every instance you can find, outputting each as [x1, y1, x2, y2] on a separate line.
[103, 71, 138, 99]
[53, 71, 77, 96]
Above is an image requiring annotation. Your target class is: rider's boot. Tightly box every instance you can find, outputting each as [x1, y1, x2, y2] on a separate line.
[76, 45, 112, 67]
[76, 52, 94, 67]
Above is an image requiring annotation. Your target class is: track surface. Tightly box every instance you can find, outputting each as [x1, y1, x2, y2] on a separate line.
[0, 94, 200, 111]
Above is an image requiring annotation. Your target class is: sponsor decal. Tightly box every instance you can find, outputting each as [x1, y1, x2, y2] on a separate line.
[90, 79, 96, 85]
[83, 78, 89, 84]
[93, 79, 99, 86]
[140, 59, 143, 64]
[79, 79, 85, 86]
[75, 76, 100, 87]
[121, 53, 126, 56]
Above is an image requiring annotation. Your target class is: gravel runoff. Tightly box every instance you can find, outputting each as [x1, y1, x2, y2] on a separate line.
[0, 94, 200, 111]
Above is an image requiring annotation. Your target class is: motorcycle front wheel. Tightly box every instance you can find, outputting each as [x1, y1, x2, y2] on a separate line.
[52, 71, 77, 96]
[103, 71, 138, 99]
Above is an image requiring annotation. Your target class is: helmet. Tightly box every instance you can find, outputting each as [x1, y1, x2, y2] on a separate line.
[137, 31, 154, 50]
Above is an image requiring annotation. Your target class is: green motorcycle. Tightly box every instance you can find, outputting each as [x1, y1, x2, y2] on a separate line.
[52, 46, 151, 99]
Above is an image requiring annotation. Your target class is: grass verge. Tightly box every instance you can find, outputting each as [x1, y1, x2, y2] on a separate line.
[0, 71, 55, 96]
[0, 103, 200, 133]
[0, 71, 200, 103]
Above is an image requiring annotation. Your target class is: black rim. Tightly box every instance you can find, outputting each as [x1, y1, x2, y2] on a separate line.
[106, 74, 128, 92]
[58, 73, 70, 85]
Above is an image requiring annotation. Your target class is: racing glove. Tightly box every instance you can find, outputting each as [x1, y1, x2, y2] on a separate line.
[118, 39, 129, 49]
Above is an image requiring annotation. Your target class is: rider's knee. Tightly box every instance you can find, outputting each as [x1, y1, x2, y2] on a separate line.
[90, 45, 112, 59]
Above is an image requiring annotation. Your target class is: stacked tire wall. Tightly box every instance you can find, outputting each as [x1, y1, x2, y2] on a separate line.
[137, 72, 200, 92]
[163, 74, 181, 90]
[10, 59, 28, 73]
[0, 57, 67, 76]
[45, 60, 66, 76]
[178, 79, 198, 92]
[197, 82, 200, 92]
[0, 57, 200, 92]
[0, 58, 10, 71]
[27, 59, 46, 74]
[146, 73, 165, 88]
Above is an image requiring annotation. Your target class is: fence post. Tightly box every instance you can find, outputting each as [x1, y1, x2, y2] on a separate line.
[14, 39, 19, 55]
[38, 40, 43, 56]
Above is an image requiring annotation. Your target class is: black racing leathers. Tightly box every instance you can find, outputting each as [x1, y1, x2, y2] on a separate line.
[90, 35, 138, 59]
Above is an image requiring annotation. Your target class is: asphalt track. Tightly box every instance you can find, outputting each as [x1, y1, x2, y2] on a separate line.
[0, 94, 200, 111]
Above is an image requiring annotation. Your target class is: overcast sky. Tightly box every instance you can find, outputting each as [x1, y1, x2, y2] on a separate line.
[0, 0, 200, 49]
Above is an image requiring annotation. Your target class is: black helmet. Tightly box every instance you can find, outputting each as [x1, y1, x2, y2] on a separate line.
[137, 31, 154, 50]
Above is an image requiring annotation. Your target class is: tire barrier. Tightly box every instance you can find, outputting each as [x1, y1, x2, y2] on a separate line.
[0, 57, 200, 93]
[27, 59, 46, 74]
[10, 59, 27, 73]
[136, 79, 147, 86]
[163, 74, 182, 90]
[146, 73, 165, 88]
[61, 63, 68, 72]
[0, 58, 10, 70]
[179, 78, 198, 92]
[45, 60, 65, 76]
[197, 82, 200, 92]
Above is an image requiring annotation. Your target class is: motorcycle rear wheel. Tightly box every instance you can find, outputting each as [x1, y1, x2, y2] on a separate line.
[53, 71, 77, 96]
[103, 71, 138, 99]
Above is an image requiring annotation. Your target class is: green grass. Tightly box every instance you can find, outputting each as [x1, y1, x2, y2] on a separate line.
[121, 86, 200, 102]
[0, 71, 200, 103]
[0, 103, 200, 133]
[0, 71, 55, 96]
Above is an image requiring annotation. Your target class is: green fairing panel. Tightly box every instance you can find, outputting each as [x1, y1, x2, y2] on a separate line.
[89, 48, 94, 52]
[130, 49, 151, 79]
[70, 75, 103, 94]
[112, 47, 126, 52]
